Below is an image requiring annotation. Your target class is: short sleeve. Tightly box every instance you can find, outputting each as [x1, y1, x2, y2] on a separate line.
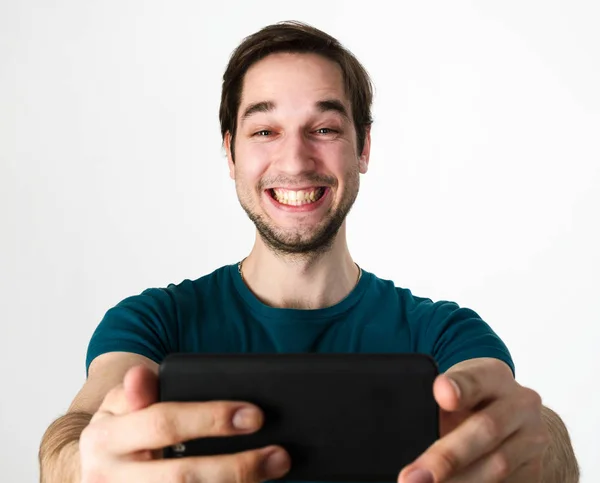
[85, 287, 179, 376]
[416, 300, 515, 376]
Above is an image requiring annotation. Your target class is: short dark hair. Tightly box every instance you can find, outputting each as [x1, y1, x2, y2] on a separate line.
[219, 21, 374, 161]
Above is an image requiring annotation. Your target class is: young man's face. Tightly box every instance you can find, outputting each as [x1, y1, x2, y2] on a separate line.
[226, 52, 370, 255]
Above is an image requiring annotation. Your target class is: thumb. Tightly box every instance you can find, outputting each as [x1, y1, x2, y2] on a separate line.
[433, 373, 462, 412]
[123, 364, 159, 412]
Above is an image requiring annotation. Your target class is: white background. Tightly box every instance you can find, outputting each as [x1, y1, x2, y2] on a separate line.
[1, 1, 598, 481]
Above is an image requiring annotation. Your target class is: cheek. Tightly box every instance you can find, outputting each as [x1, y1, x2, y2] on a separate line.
[322, 144, 360, 174]
[233, 146, 270, 186]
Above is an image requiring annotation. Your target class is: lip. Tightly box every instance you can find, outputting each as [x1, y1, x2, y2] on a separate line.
[268, 186, 324, 191]
[265, 187, 330, 213]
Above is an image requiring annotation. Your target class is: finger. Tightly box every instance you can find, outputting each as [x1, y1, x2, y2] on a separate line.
[91, 383, 127, 422]
[441, 358, 514, 412]
[433, 375, 462, 413]
[93, 365, 158, 420]
[398, 397, 527, 482]
[94, 400, 265, 455]
[442, 431, 545, 483]
[123, 364, 158, 412]
[116, 445, 291, 483]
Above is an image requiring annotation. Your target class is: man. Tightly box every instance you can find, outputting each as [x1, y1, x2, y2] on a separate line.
[39, 21, 579, 483]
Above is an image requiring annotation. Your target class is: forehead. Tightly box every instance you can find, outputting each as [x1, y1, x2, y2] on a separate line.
[238, 52, 349, 116]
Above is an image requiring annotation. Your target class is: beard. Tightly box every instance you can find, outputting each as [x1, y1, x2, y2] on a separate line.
[236, 169, 360, 256]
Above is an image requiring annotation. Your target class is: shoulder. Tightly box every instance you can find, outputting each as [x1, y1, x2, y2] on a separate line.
[86, 264, 236, 372]
[367, 269, 471, 321]
[367, 271, 514, 374]
[115, 264, 234, 310]
[385, 277, 492, 338]
[365, 270, 443, 315]
[100, 263, 238, 334]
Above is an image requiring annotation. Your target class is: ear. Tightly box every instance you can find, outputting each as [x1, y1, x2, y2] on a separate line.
[359, 125, 371, 174]
[224, 131, 235, 180]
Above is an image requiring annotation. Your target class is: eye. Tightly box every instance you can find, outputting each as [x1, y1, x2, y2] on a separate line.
[315, 128, 337, 135]
[253, 130, 272, 137]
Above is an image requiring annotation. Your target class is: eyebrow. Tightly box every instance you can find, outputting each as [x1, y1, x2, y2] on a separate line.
[316, 99, 350, 121]
[241, 101, 275, 122]
[240, 98, 350, 123]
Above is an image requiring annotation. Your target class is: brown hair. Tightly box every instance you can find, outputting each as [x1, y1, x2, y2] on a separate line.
[219, 21, 374, 161]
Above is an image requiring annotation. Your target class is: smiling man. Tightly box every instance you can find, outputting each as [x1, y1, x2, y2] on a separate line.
[224, 50, 368, 310]
[40, 21, 579, 483]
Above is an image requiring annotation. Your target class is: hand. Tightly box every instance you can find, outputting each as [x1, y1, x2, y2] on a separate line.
[398, 358, 549, 482]
[79, 365, 291, 483]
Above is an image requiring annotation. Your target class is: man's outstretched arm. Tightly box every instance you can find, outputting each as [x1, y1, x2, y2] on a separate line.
[38, 352, 159, 483]
[398, 358, 579, 483]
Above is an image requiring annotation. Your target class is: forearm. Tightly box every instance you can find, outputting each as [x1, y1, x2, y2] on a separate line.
[541, 405, 579, 483]
[39, 412, 92, 483]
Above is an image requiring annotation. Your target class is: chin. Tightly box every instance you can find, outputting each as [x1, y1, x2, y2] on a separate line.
[239, 188, 353, 254]
[256, 219, 343, 255]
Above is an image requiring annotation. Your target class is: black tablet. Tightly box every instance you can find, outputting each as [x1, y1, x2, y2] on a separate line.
[159, 353, 439, 482]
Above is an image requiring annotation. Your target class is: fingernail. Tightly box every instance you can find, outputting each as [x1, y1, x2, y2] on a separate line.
[232, 407, 260, 430]
[405, 468, 434, 483]
[263, 449, 290, 477]
[448, 377, 461, 399]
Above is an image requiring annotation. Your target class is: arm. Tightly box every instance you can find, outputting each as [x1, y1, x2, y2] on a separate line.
[38, 352, 159, 483]
[541, 405, 580, 483]
[41, 356, 290, 483]
[39, 412, 91, 483]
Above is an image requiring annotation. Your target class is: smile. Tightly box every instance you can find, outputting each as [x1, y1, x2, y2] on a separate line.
[269, 187, 326, 206]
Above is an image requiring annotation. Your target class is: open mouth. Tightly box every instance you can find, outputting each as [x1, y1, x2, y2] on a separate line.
[268, 187, 327, 206]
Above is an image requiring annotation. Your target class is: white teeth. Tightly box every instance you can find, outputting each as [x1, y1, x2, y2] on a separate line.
[272, 188, 323, 206]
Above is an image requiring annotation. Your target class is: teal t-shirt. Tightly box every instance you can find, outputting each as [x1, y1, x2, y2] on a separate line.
[85, 263, 514, 482]
[86, 263, 514, 375]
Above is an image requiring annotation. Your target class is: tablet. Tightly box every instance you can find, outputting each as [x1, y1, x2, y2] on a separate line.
[159, 353, 439, 481]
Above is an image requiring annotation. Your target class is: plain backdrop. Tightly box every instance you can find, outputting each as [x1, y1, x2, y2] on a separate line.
[1, 0, 598, 481]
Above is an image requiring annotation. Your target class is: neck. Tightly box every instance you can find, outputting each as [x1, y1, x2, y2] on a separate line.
[240, 224, 360, 309]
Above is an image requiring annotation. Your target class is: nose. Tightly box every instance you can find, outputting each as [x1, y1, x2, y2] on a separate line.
[273, 130, 316, 176]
